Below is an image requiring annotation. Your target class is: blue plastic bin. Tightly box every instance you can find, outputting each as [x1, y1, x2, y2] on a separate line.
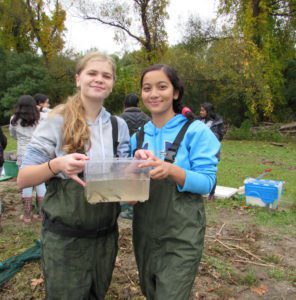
[244, 178, 284, 209]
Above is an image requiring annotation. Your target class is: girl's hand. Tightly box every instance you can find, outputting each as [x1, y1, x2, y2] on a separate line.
[127, 201, 138, 205]
[55, 153, 89, 186]
[134, 149, 154, 160]
[139, 157, 172, 180]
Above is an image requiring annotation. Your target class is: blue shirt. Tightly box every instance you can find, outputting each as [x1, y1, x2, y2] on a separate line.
[130, 114, 220, 195]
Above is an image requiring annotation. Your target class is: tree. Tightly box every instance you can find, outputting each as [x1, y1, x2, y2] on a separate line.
[0, 50, 76, 124]
[25, 0, 66, 63]
[75, 0, 169, 62]
[284, 59, 296, 118]
[218, 0, 296, 122]
[0, 0, 32, 52]
[0, 0, 66, 62]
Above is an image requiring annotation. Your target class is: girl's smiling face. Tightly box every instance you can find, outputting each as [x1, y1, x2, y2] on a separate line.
[141, 70, 178, 118]
[76, 59, 114, 103]
[200, 106, 207, 118]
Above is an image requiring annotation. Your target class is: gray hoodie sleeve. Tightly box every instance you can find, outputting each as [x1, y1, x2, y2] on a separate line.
[22, 115, 64, 167]
[9, 116, 17, 139]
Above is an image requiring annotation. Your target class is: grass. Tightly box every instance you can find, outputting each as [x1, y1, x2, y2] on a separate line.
[0, 226, 39, 260]
[204, 255, 235, 280]
[218, 140, 296, 207]
[238, 269, 258, 286]
[267, 267, 296, 283]
[2, 126, 17, 152]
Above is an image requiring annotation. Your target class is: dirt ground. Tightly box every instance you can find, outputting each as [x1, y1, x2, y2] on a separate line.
[0, 180, 295, 300]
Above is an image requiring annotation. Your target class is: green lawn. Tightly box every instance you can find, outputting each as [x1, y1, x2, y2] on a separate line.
[2, 126, 16, 152]
[218, 140, 296, 207]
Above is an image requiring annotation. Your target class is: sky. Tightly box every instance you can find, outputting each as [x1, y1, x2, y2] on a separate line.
[64, 0, 218, 55]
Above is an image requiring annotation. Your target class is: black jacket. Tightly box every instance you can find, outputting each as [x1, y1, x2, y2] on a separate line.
[200, 116, 225, 142]
[0, 126, 7, 167]
[120, 107, 150, 136]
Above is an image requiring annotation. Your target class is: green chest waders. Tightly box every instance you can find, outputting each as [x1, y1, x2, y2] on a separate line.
[41, 116, 120, 300]
[133, 121, 206, 300]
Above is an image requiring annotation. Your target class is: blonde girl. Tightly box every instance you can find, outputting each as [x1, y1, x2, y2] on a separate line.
[17, 52, 130, 299]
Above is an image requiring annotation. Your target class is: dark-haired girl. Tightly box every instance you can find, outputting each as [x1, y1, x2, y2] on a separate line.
[9, 95, 46, 223]
[131, 64, 221, 299]
[199, 102, 225, 200]
[199, 102, 224, 142]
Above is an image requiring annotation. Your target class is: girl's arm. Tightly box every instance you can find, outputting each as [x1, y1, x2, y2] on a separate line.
[9, 118, 17, 139]
[17, 153, 88, 188]
[135, 149, 186, 187]
[18, 115, 89, 188]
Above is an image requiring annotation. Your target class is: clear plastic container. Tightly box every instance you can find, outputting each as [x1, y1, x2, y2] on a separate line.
[84, 158, 151, 204]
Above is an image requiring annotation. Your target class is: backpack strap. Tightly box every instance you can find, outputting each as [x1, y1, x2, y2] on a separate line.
[164, 121, 193, 163]
[110, 116, 119, 158]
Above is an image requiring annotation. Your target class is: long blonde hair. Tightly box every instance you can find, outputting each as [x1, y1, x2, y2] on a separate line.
[54, 51, 116, 153]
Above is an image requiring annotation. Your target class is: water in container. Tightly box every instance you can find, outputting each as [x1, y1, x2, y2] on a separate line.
[84, 158, 150, 204]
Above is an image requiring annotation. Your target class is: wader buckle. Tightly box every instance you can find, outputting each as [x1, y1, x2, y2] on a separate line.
[164, 150, 176, 163]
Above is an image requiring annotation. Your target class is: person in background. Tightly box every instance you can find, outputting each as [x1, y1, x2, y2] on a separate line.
[9, 95, 46, 223]
[17, 51, 130, 299]
[131, 64, 220, 300]
[0, 126, 7, 175]
[199, 102, 224, 142]
[199, 102, 225, 200]
[120, 93, 150, 136]
[34, 93, 51, 120]
[119, 93, 150, 219]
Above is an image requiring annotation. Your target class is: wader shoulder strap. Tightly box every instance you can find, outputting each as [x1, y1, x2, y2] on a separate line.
[136, 126, 145, 150]
[165, 121, 193, 163]
[134, 121, 193, 163]
[110, 115, 119, 157]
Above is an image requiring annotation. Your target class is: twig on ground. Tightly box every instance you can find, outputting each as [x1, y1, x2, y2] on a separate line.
[220, 237, 243, 241]
[234, 259, 274, 268]
[237, 287, 249, 294]
[227, 271, 238, 285]
[212, 238, 265, 263]
[125, 272, 137, 287]
[216, 223, 226, 237]
[214, 238, 236, 251]
[206, 235, 243, 241]
[230, 244, 264, 262]
[206, 284, 221, 293]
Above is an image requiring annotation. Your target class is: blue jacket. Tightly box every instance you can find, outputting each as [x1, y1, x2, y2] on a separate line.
[130, 114, 221, 195]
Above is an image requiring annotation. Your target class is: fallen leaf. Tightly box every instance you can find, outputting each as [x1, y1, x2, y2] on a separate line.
[31, 278, 44, 289]
[251, 284, 268, 296]
[115, 257, 122, 267]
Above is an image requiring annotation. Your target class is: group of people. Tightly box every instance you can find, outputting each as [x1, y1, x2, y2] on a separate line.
[9, 93, 51, 223]
[13, 51, 222, 299]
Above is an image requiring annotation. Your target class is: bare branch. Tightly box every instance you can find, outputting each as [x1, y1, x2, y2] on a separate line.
[83, 15, 144, 45]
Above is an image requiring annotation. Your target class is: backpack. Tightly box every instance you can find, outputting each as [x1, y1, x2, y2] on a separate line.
[110, 115, 119, 157]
